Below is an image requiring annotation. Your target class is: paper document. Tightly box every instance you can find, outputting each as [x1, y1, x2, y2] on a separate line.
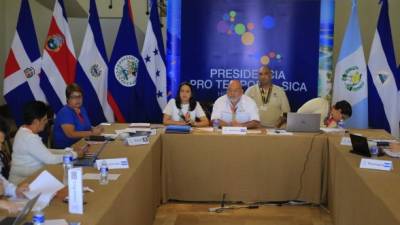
[44, 219, 69, 225]
[320, 127, 345, 133]
[129, 123, 150, 127]
[83, 173, 120, 181]
[100, 123, 111, 126]
[247, 130, 262, 134]
[96, 158, 129, 170]
[24, 170, 64, 210]
[195, 127, 214, 132]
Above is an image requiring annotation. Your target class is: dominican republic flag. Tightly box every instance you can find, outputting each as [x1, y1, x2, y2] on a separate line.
[141, 0, 167, 111]
[40, 0, 77, 113]
[75, 0, 114, 125]
[332, 0, 368, 128]
[368, 0, 400, 137]
[3, 0, 46, 125]
[108, 0, 162, 122]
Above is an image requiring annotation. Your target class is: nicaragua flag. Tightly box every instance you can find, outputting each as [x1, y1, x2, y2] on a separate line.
[40, 0, 77, 113]
[368, 0, 400, 137]
[3, 0, 46, 125]
[141, 0, 167, 111]
[75, 0, 114, 125]
[108, 0, 162, 122]
[332, 0, 368, 128]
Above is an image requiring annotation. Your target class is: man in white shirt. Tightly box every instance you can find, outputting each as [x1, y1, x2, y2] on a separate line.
[245, 65, 290, 127]
[211, 80, 260, 128]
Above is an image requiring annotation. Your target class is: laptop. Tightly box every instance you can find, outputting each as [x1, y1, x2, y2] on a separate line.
[0, 194, 40, 225]
[286, 113, 321, 132]
[349, 134, 371, 157]
[74, 141, 108, 167]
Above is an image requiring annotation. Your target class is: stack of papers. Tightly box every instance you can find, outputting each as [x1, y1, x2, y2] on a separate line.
[83, 173, 120, 181]
[320, 127, 346, 133]
[23, 170, 64, 210]
[129, 123, 150, 127]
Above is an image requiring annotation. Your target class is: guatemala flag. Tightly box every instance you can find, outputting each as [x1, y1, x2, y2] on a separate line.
[332, 0, 368, 128]
[3, 0, 47, 125]
[40, 0, 77, 113]
[368, 0, 400, 137]
[141, 0, 167, 111]
[108, 0, 162, 122]
[76, 0, 114, 125]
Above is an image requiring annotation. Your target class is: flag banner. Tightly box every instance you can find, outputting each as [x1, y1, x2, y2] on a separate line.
[3, 0, 46, 125]
[332, 0, 368, 128]
[40, 0, 77, 113]
[76, 0, 114, 125]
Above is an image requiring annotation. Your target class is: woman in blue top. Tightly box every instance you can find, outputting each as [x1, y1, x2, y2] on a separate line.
[53, 83, 103, 148]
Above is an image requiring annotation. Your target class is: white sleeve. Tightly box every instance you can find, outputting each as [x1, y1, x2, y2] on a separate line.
[211, 98, 223, 120]
[1, 175, 17, 197]
[248, 98, 260, 121]
[195, 102, 206, 118]
[28, 136, 63, 165]
[163, 99, 175, 116]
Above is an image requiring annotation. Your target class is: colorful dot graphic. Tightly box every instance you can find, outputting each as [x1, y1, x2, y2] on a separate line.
[234, 23, 246, 35]
[241, 32, 255, 45]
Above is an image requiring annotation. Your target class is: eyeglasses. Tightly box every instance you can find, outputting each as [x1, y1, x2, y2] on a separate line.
[69, 94, 82, 99]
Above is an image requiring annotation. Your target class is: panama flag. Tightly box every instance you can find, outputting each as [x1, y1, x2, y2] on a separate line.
[3, 0, 47, 125]
[141, 0, 167, 111]
[40, 0, 77, 113]
[108, 0, 162, 122]
[332, 0, 368, 128]
[75, 0, 114, 125]
[368, 0, 400, 137]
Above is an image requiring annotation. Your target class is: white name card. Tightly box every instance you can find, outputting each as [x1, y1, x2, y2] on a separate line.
[222, 126, 247, 135]
[126, 136, 149, 146]
[360, 158, 393, 171]
[68, 167, 83, 214]
[96, 158, 130, 170]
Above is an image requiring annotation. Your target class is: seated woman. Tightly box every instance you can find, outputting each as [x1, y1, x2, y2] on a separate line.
[53, 83, 103, 149]
[163, 82, 209, 127]
[0, 118, 29, 213]
[297, 97, 352, 128]
[9, 101, 78, 184]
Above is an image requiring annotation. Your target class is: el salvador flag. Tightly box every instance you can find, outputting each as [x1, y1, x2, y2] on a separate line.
[3, 0, 47, 125]
[75, 0, 114, 125]
[368, 0, 400, 137]
[40, 0, 77, 113]
[332, 0, 368, 128]
[108, 0, 162, 122]
[141, 0, 167, 111]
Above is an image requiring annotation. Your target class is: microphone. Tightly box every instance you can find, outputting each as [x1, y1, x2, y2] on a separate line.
[108, 0, 113, 9]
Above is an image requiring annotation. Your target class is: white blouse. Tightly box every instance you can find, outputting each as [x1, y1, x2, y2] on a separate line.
[163, 99, 206, 122]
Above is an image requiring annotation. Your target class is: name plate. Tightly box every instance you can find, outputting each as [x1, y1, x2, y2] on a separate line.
[126, 136, 149, 146]
[96, 158, 130, 170]
[68, 167, 83, 214]
[222, 126, 247, 135]
[360, 158, 393, 171]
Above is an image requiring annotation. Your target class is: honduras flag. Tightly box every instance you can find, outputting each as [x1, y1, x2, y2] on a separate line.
[108, 0, 162, 122]
[368, 0, 400, 137]
[332, 0, 368, 128]
[40, 0, 77, 113]
[3, 0, 46, 125]
[141, 0, 167, 111]
[75, 0, 114, 125]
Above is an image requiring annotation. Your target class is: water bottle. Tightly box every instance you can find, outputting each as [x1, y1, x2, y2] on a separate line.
[212, 120, 220, 132]
[63, 148, 74, 185]
[370, 145, 379, 158]
[32, 210, 45, 225]
[99, 160, 109, 185]
[337, 119, 345, 129]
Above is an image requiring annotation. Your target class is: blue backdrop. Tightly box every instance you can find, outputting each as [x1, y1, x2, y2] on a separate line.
[169, 0, 321, 111]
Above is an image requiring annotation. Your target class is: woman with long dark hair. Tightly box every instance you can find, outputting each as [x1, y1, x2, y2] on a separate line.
[163, 82, 209, 127]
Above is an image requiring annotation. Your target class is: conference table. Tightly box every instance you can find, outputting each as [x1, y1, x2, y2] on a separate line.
[8, 124, 400, 225]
